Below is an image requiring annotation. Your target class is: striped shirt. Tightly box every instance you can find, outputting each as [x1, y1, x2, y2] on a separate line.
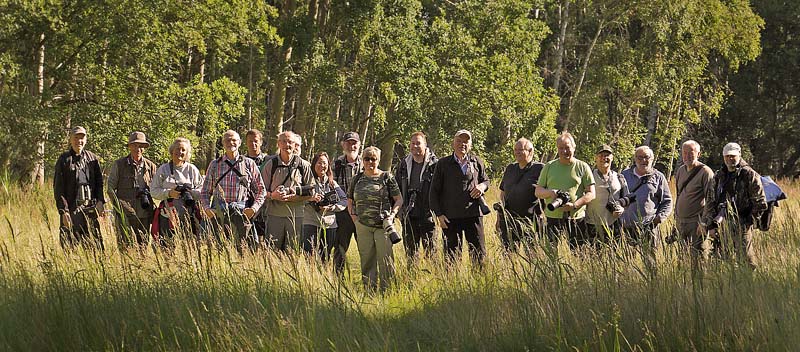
[201, 154, 266, 213]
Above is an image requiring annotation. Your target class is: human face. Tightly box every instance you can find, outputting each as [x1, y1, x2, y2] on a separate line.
[171, 142, 189, 164]
[223, 134, 241, 154]
[314, 155, 329, 177]
[410, 135, 426, 158]
[556, 138, 575, 163]
[595, 151, 613, 171]
[70, 133, 87, 154]
[341, 139, 360, 155]
[363, 154, 379, 172]
[278, 136, 298, 157]
[246, 135, 262, 156]
[128, 143, 147, 161]
[682, 144, 700, 167]
[724, 154, 741, 170]
[513, 142, 532, 164]
[635, 149, 653, 173]
[452, 135, 471, 158]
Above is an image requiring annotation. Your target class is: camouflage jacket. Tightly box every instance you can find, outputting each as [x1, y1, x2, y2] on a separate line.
[703, 160, 767, 227]
[348, 172, 400, 228]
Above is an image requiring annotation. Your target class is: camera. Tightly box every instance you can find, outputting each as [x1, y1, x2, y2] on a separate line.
[706, 203, 727, 230]
[406, 189, 419, 212]
[547, 190, 572, 211]
[381, 210, 402, 245]
[174, 184, 196, 207]
[492, 202, 504, 212]
[293, 185, 316, 197]
[138, 187, 154, 211]
[617, 194, 637, 207]
[77, 183, 92, 207]
[312, 190, 340, 211]
[605, 200, 624, 213]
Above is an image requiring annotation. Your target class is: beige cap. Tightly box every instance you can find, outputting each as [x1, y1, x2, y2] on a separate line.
[723, 142, 741, 156]
[454, 129, 472, 139]
[128, 131, 150, 147]
[70, 126, 87, 136]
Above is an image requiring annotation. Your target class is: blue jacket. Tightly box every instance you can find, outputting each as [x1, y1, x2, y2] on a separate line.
[620, 168, 673, 227]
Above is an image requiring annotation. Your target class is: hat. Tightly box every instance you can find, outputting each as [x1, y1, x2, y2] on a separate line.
[341, 131, 360, 142]
[128, 131, 150, 147]
[723, 142, 742, 156]
[454, 129, 472, 139]
[70, 126, 87, 136]
[596, 144, 613, 154]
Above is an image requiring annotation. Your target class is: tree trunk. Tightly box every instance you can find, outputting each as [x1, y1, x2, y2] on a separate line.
[565, 20, 603, 130]
[30, 33, 46, 187]
[266, 46, 292, 150]
[247, 45, 254, 129]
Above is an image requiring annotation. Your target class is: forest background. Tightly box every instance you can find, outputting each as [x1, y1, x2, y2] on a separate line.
[0, 0, 797, 183]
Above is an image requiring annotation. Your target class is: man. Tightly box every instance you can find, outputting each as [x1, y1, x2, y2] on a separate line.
[245, 128, 272, 244]
[620, 146, 673, 273]
[332, 131, 363, 273]
[702, 142, 766, 269]
[585, 144, 626, 244]
[395, 131, 438, 261]
[673, 140, 714, 265]
[107, 131, 158, 249]
[261, 131, 314, 251]
[54, 126, 105, 249]
[201, 130, 267, 253]
[497, 138, 544, 251]
[429, 129, 490, 266]
[535, 132, 595, 248]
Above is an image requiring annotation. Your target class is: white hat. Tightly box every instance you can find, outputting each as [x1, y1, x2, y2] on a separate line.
[723, 142, 741, 156]
[454, 129, 472, 139]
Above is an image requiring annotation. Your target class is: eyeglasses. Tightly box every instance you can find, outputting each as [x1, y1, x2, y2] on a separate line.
[363, 157, 377, 162]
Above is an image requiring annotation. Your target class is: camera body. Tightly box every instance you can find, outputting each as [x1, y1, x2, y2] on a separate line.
[381, 210, 402, 244]
[312, 190, 340, 211]
[605, 200, 624, 214]
[706, 203, 727, 230]
[138, 186, 154, 211]
[547, 190, 572, 211]
[174, 184, 196, 207]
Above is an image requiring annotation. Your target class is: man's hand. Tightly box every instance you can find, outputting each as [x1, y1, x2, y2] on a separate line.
[612, 209, 623, 219]
[243, 208, 255, 219]
[561, 202, 575, 212]
[169, 190, 181, 198]
[437, 215, 450, 229]
[311, 193, 323, 203]
[468, 184, 484, 199]
[652, 217, 662, 225]
[61, 212, 72, 229]
[270, 189, 290, 201]
[204, 208, 216, 218]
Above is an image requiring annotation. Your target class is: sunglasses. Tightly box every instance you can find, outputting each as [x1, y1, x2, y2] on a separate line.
[363, 157, 377, 162]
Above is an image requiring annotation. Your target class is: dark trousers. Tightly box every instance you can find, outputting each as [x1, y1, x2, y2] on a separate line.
[302, 225, 337, 262]
[213, 210, 255, 254]
[402, 217, 436, 259]
[60, 210, 103, 249]
[586, 221, 623, 246]
[498, 213, 541, 251]
[545, 217, 589, 249]
[334, 211, 357, 273]
[442, 217, 485, 266]
[114, 213, 152, 249]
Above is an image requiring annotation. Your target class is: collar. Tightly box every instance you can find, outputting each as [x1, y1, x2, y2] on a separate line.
[453, 152, 470, 164]
[633, 167, 652, 178]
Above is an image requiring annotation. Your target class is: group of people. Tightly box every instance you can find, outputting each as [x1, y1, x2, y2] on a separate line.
[54, 126, 768, 291]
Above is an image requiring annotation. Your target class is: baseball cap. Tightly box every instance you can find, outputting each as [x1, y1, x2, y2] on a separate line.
[341, 131, 360, 142]
[723, 142, 742, 156]
[596, 144, 613, 154]
[70, 126, 87, 136]
[454, 129, 472, 139]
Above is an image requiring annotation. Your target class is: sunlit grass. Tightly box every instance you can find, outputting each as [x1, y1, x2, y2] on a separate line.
[0, 180, 798, 350]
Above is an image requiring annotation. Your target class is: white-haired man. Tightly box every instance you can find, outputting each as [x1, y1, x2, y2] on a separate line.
[673, 140, 714, 265]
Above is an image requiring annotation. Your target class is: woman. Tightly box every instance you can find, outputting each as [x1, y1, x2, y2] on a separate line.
[302, 152, 348, 262]
[150, 138, 204, 247]
[347, 146, 403, 291]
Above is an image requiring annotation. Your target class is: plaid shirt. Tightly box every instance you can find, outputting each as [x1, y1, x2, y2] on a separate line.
[201, 154, 266, 213]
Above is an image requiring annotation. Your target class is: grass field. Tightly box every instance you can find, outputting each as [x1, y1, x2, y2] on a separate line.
[0, 179, 798, 351]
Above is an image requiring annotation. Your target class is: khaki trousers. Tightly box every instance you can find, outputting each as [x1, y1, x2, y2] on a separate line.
[355, 221, 395, 291]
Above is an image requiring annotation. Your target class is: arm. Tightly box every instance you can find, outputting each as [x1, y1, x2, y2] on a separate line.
[248, 162, 267, 215]
[749, 171, 767, 220]
[92, 159, 105, 204]
[428, 161, 443, 217]
[149, 166, 171, 200]
[200, 161, 216, 209]
[53, 156, 67, 212]
[574, 184, 595, 208]
[534, 164, 556, 199]
[331, 182, 348, 213]
[655, 173, 673, 223]
[106, 161, 120, 206]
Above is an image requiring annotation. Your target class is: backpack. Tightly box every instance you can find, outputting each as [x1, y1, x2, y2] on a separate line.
[757, 176, 787, 231]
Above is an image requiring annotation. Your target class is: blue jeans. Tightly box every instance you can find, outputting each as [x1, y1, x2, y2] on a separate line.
[302, 225, 337, 262]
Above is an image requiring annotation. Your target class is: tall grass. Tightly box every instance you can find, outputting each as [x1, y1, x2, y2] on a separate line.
[0, 180, 798, 350]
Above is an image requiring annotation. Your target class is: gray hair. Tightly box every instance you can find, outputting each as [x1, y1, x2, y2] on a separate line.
[277, 130, 302, 145]
[682, 140, 700, 151]
[222, 130, 240, 141]
[168, 137, 192, 160]
[556, 132, 575, 147]
[363, 146, 381, 159]
[515, 138, 534, 151]
[635, 145, 654, 158]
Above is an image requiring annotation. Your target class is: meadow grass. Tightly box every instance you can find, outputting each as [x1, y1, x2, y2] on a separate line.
[0, 181, 798, 350]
